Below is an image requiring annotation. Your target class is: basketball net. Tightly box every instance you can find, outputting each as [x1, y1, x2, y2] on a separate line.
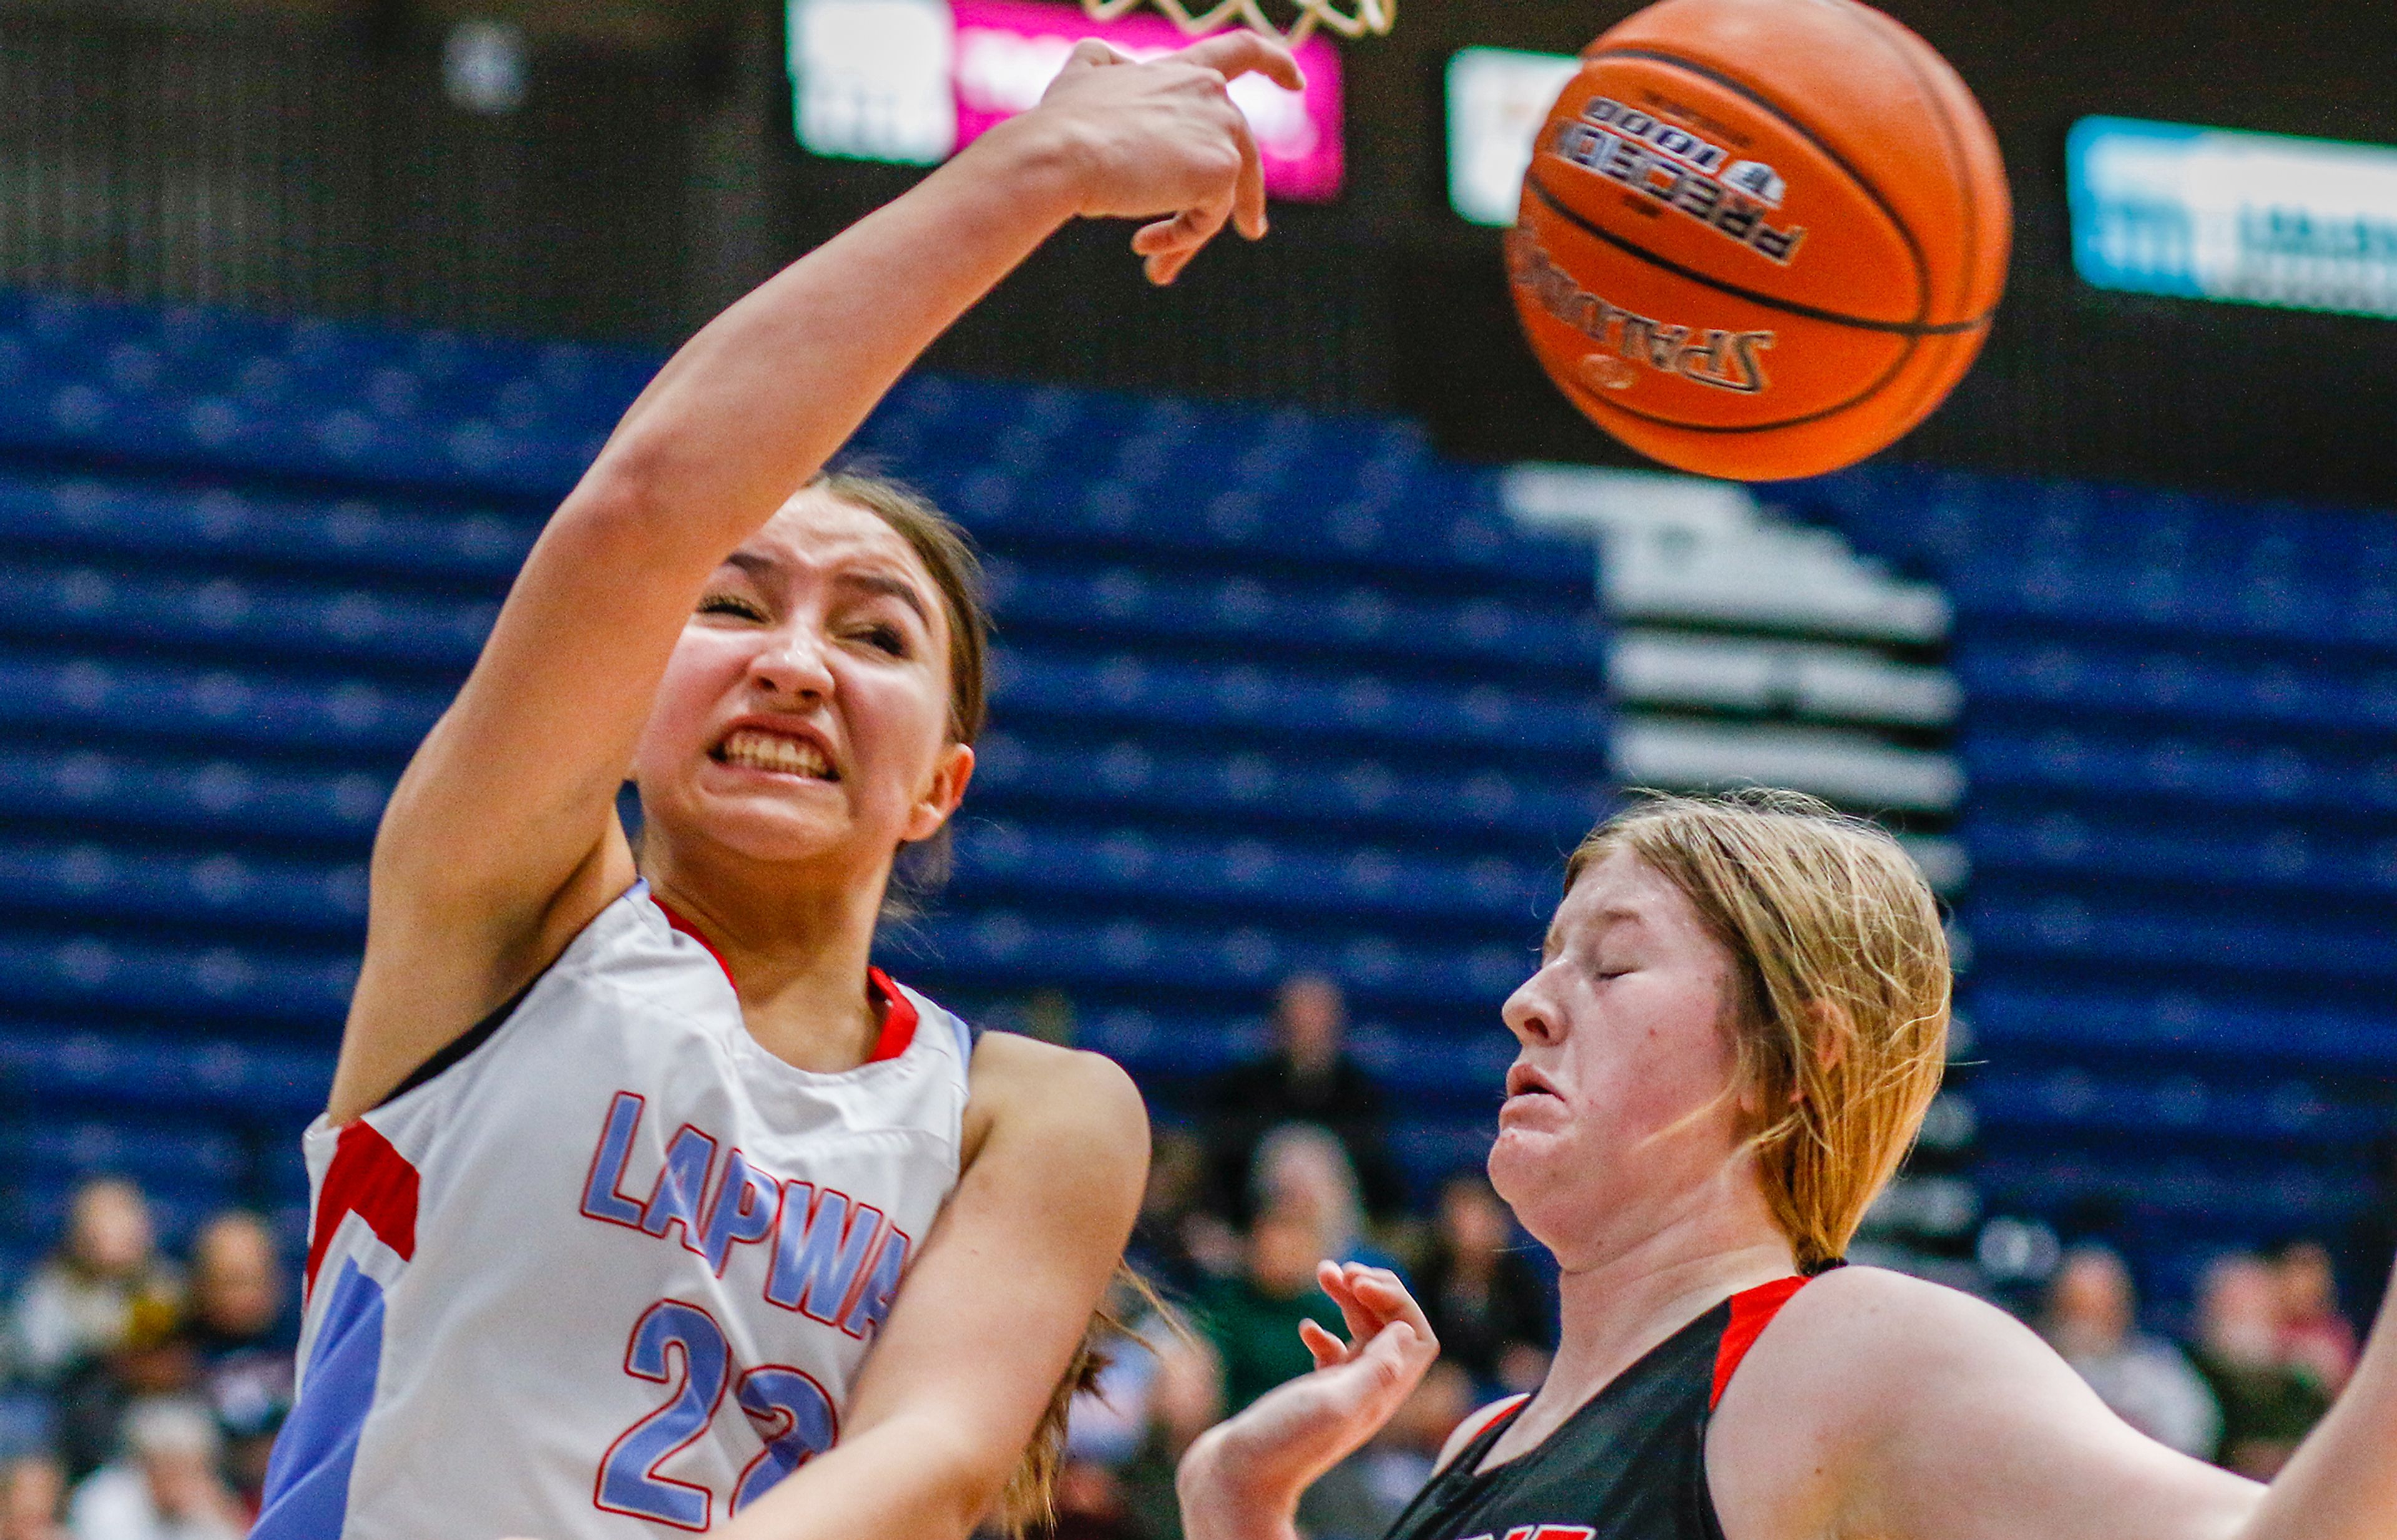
[1078, 0, 1395, 47]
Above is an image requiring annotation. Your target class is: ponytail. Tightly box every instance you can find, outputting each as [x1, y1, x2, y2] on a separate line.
[988, 1262, 1184, 1537]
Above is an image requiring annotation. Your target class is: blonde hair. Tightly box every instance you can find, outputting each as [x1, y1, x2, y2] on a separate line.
[1567, 789, 1951, 1273]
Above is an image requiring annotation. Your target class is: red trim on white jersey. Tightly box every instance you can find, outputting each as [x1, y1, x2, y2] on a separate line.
[305, 1119, 419, 1297]
[653, 898, 918, 1064]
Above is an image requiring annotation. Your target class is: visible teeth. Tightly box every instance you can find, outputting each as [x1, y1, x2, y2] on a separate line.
[718, 729, 832, 778]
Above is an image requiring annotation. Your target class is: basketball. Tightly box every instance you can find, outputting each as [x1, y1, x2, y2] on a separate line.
[1509, 0, 2011, 481]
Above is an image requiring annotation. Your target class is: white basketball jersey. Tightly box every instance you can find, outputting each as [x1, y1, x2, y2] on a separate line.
[254, 881, 974, 1539]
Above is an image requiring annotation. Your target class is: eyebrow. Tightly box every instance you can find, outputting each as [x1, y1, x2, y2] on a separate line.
[836, 571, 932, 626]
[720, 552, 932, 627]
[1543, 905, 1644, 958]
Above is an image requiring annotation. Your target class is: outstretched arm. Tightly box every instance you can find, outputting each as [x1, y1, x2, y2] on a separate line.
[1712, 1266, 2278, 1540]
[1178, 1263, 1441, 1540]
[330, 33, 1303, 1123]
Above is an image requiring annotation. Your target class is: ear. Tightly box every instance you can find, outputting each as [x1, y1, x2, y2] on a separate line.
[1808, 999, 1855, 1079]
[900, 742, 975, 843]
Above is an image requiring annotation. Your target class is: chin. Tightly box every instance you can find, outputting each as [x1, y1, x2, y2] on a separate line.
[1486, 1130, 1597, 1247]
[1485, 1127, 1551, 1211]
[653, 791, 858, 868]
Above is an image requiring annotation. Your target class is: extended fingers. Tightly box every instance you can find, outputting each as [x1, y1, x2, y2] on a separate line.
[1179, 29, 1305, 92]
[1133, 191, 1232, 285]
[1346, 1267, 1438, 1352]
[1229, 108, 1267, 239]
[1062, 37, 1130, 74]
[1298, 1316, 1346, 1370]
[1320, 1262, 1388, 1346]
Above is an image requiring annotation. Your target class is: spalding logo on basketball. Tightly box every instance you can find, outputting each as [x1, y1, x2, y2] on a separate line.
[1511, 0, 2011, 481]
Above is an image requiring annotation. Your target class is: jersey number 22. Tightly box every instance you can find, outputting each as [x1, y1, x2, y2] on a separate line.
[595, 1300, 838, 1531]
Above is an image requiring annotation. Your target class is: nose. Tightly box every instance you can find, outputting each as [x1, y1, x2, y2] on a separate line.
[748, 624, 835, 702]
[1502, 967, 1562, 1047]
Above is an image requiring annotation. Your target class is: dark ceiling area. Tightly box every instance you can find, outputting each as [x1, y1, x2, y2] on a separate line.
[1, 0, 2391, 507]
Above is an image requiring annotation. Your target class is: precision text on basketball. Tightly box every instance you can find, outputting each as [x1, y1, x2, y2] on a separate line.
[1554, 97, 1806, 264]
[1508, 230, 1774, 394]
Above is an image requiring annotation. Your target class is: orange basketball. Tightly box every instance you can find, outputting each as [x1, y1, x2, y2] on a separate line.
[1510, 0, 2010, 481]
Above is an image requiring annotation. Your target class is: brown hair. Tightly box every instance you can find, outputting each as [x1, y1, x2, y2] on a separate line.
[1566, 789, 1951, 1273]
[988, 1263, 1183, 1536]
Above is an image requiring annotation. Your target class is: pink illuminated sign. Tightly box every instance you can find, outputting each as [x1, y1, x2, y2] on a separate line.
[948, 0, 1344, 202]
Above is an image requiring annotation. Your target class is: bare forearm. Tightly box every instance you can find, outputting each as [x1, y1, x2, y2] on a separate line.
[718, 1414, 1002, 1540]
[592, 114, 1084, 549]
[2236, 1264, 2397, 1540]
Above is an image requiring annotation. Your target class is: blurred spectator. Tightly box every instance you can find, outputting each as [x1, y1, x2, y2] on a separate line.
[1195, 1207, 1343, 1416]
[4, 1182, 179, 1388]
[1296, 1360, 1475, 1540]
[1127, 1131, 1239, 1294]
[1248, 1125, 1397, 1274]
[2189, 1253, 2331, 1479]
[2271, 1240, 2356, 1393]
[1414, 1175, 1551, 1394]
[65, 1399, 242, 1540]
[1, 1453, 66, 1540]
[1040, 1458, 1144, 1540]
[178, 1215, 292, 1515]
[2039, 1245, 2218, 1458]
[1203, 976, 1403, 1224]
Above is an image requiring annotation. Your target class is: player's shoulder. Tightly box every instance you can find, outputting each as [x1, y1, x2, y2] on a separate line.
[1725, 1264, 2058, 1443]
[1765, 1265, 2039, 1373]
[962, 1032, 1147, 1163]
[1432, 1393, 1530, 1477]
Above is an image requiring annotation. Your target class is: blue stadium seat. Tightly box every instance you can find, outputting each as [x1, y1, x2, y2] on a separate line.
[0, 746, 391, 843]
[0, 931, 356, 1030]
[0, 1025, 332, 1117]
[1966, 803, 2397, 899]
[1966, 984, 2397, 1074]
[0, 839, 367, 937]
[0, 649, 448, 757]
[886, 907, 1532, 1011]
[0, 557, 496, 669]
[0, 1117, 243, 1190]
[991, 645, 1609, 757]
[951, 819, 1556, 926]
[0, 471, 539, 582]
[983, 556, 1609, 675]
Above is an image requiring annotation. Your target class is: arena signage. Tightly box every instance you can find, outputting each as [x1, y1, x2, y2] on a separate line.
[787, 0, 1345, 202]
[2069, 115, 2397, 320]
[1446, 46, 1580, 226]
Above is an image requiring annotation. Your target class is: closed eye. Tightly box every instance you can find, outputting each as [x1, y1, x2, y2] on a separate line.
[698, 594, 766, 622]
[851, 623, 909, 657]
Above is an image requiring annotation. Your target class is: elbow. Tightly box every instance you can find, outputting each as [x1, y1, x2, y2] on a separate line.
[893, 1423, 1021, 1540]
[560, 436, 685, 547]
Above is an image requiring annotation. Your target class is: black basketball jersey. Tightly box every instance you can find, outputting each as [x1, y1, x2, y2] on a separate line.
[1386, 1276, 1811, 1540]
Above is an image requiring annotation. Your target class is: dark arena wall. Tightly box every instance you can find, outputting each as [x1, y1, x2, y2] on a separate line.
[0, 0, 2390, 499]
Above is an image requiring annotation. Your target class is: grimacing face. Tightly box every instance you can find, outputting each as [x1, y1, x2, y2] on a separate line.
[1491, 846, 1760, 1270]
[631, 489, 974, 878]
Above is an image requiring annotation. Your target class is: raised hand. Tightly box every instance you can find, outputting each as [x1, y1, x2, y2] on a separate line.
[1177, 1261, 1441, 1540]
[1029, 31, 1305, 284]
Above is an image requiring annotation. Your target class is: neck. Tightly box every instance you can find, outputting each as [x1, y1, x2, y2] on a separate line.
[645, 843, 890, 1073]
[1532, 1166, 1795, 1434]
